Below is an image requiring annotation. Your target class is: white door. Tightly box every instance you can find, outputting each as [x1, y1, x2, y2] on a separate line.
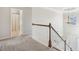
[11, 8, 23, 37]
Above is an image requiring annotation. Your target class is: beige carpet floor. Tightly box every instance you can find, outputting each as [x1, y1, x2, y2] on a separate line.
[0, 35, 57, 51]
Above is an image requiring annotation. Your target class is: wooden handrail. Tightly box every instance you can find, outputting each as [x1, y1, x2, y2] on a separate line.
[32, 23, 49, 27]
[50, 24, 72, 51]
[51, 26, 65, 42]
[32, 23, 73, 51]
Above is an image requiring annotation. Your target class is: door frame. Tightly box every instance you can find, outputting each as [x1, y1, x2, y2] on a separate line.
[10, 8, 23, 37]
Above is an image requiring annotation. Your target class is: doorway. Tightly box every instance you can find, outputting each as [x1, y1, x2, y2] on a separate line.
[11, 8, 23, 37]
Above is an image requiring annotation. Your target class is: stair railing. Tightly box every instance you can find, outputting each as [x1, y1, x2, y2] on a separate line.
[32, 23, 72, 51]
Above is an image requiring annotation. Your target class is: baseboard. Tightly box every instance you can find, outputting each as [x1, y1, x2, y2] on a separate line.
[0, 33, 32, 41]
[32, 37, 48, 47]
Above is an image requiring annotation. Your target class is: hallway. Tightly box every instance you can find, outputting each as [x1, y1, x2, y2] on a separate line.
[0, 35, 57, 51]
[0, 7, 79, 51]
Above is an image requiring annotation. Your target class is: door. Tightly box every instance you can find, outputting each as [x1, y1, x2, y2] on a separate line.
[11, 8, 23, 37]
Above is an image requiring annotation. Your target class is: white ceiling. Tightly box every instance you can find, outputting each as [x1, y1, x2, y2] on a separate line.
[44, 7, 79, 12]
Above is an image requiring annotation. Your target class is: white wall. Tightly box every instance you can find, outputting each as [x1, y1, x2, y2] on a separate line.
[63, 11, 79, 50]
[51, 11, 63, 36]
[0, 7, 32, 39]
[32, 7, 64, 49]
[32, 7, 63, 36]
[0, 8, 10, 38]
[32, 7, 54, 46]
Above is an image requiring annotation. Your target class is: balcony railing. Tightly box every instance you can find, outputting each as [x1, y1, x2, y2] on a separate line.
[32, 23, 72, 51]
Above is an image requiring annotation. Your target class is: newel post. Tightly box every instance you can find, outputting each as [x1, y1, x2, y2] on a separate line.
[70, 48, 72, 51]
[64, 40, 66, 51]
[48, 23, 52, 48]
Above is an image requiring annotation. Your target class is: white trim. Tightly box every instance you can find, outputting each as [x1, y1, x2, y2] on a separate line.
[10, 8, 23, 37]
[0, 33, 31, 41]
